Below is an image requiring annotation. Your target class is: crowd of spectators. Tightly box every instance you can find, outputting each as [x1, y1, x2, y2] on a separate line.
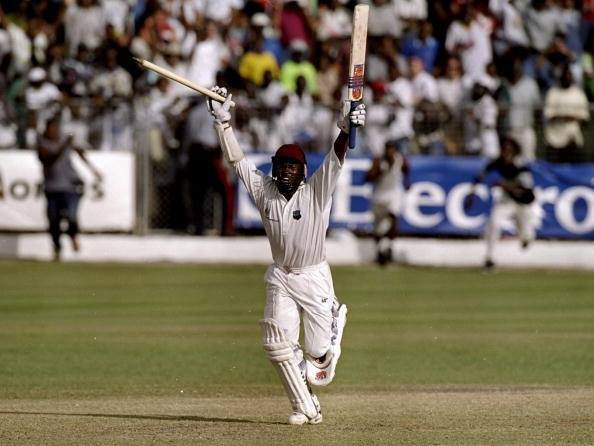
[0, 0, 593, 232]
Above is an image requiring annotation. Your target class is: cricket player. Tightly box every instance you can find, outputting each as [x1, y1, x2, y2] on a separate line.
[207, 86, 366, 425]
[365, 140, 410, 266]
[465, 136, 536, 268]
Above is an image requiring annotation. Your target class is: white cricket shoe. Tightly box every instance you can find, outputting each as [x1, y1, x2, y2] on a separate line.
[288, 392, 323, 425]
[305, 303, 348, 386]
[288, 411, 323, 425]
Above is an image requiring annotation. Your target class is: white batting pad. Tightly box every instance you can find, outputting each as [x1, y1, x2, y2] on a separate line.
[260, 318, 319, 419]
[305, 303, 348, 386]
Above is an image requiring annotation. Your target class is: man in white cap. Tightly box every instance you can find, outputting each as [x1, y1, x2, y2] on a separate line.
[206, 85, 366, 425]
[25, 67, 62, 125]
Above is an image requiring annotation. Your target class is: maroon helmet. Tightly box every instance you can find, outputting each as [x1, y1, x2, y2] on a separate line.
[271, 144, 307, 197]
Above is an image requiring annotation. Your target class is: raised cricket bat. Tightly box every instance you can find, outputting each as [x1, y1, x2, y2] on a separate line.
[133, 57, 233, 106]
[347, 4, 369, 149]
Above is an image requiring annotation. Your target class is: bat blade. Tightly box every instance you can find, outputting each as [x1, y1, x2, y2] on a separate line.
[348, 4, 369, 103]
[347, 4, 369, 149]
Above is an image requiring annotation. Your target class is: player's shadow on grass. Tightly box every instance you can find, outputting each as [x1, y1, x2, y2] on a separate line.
[0, 411, 284, 425]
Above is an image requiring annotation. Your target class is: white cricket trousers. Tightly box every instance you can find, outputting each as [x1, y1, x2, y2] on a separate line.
[264, 261, 335, 359]
[485, 197, 535, 261]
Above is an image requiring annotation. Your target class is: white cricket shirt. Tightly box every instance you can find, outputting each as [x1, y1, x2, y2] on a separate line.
[234, 150, 342, 269]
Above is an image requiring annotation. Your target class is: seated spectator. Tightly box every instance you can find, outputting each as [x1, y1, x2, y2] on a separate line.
[238, 35, 280, 87]
[543, 65, 590, 162]
[401, 21, 439, 74]
[280, 40, 317, 94]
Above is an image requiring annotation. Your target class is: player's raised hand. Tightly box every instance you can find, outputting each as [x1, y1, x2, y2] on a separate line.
[350, 103, 366, 127]
[337, 102, 366, 133]
[207, 86, 234, 124]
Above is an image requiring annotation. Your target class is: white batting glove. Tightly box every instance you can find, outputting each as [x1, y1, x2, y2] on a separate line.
[207, 86, 233, 124]
[337, 102, 366, 133]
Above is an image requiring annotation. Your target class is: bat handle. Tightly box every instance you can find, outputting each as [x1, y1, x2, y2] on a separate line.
[348, 100, 359, 150]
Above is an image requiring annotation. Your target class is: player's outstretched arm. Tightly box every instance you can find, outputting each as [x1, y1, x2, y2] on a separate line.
[335, 103, 366, 163]
[207, 86, 244, 163]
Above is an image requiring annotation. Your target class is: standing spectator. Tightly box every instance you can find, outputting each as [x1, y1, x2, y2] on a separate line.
[468, 80, 500, 158]
[401, 20, 440, 74]
[25, 67, 62, 126]
[64, 0, 107, 55]
[368, 0, 403, 39]
[438, 55, 465, 154]
[386, 64, 415, 154]
[490, 0, 531, 54]
[524, 0, 561, 53]
[279, 1, 314, 48]
[182, 100, 235, 235]
[89, 46, 133, 151]
[1, 9, 31, 76]
[395, 0, 428, 22]
[363, 82, 394, 156]
[499, 58, 541, 161]
[316, 0, 352, 42]
[409, 56, 439, 104]
[365, 139, 411, 266]
[280, 40, 317, 94]
[277, 75, 317, 151]
[543, 65, 590, 162]
[37, 115, 101, 261]
[186, 20, 230, 92]
[445, 4, 493, 81]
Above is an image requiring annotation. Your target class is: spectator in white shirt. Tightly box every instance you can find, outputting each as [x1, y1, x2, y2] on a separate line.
[394, 0, 428, 22]
[25, 67, 62, 124]
[500, 58, 541, 161]
[386, 64, 415, 153]
[409, 56, 439, 104]
[438, 55, 465, 154]
[368, 0, 403, 39]
[445, 4, 493, 81]
[524, 0, 562, 52]
[316, 0, 352, 42]
[187, 21, 230, 92]
[543, 65, 590, 162]
[468, 81, 500, 158]
[65, 0, 106, 55]
[490, 0, 531, 54]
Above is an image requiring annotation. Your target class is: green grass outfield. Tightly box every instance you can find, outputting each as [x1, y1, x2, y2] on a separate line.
[0, 261, 593, 445]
